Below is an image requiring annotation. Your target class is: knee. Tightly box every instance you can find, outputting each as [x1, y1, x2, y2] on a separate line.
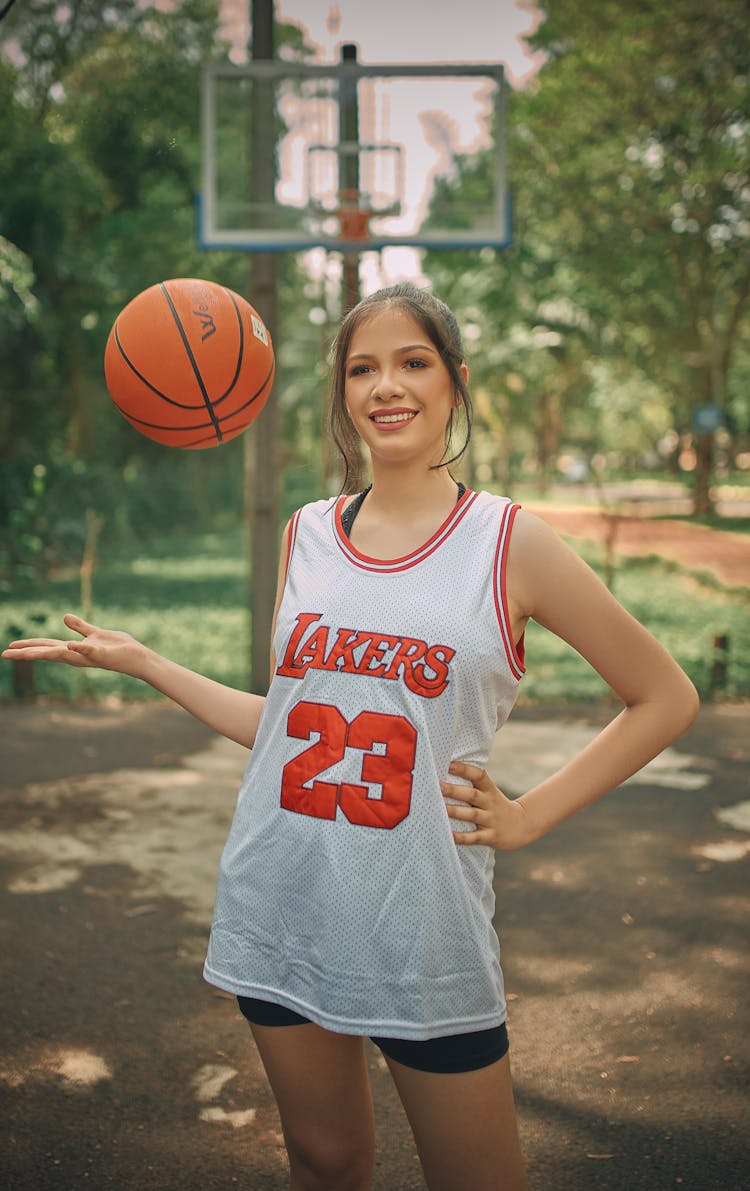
[287, 1129, 373, 1191]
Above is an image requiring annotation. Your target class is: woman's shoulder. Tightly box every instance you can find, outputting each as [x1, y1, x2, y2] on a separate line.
[291, 496, 341, 521]
[472, 490, 551, 529]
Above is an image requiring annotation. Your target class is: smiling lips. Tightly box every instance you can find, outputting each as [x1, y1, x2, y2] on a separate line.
[370, 409, 418, 427]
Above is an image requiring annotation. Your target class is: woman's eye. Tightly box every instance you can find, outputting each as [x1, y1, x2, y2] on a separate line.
[348, 364, 371, 377]
[405, 358, 427, 369]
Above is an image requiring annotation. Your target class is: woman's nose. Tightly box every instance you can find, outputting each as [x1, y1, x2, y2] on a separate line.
[373, 368, 405, 399]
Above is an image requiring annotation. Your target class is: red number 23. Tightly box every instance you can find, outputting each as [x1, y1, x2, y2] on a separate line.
[280, 700, 417, 829]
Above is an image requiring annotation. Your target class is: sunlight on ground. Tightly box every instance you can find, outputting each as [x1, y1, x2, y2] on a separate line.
[692, 839, 750, 862]
[0, 737, 246, 919]
[490, 722, 711, 795]
[0, 1047, 112, 1090]
[192, 1063, 256, 1128]
[716, 800, 750, 833]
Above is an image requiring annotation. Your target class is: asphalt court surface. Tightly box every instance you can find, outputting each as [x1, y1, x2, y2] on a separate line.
[1, 699, 748, 1189]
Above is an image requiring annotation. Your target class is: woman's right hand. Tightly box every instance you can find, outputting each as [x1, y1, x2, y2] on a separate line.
[2, 613, 147, 677]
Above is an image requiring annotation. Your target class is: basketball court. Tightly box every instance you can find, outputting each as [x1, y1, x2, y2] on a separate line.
[0, 699, 747, 1189]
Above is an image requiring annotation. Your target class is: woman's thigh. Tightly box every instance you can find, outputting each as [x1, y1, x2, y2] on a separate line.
[383, 1050, 527, 1191]
[249, 1019, 375, 1188]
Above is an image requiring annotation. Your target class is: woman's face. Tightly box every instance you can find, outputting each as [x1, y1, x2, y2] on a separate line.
[343, 306, 467, 472]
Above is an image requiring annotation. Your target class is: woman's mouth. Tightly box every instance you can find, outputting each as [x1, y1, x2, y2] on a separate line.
[370, 410, 417, 426]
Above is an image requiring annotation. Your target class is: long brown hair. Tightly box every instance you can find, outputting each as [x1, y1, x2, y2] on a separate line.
[328, 283, 473, 493]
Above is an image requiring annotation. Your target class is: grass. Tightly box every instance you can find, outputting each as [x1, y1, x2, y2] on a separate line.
[1, 529, 251, 702]
[663, 514, 750, 536]
[521, 542, 749, 703]
[1, 526, 748, 704]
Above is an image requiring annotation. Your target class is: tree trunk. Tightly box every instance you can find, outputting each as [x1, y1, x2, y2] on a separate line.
[692, 432, 715, 516]
[536, 390, 561, 493]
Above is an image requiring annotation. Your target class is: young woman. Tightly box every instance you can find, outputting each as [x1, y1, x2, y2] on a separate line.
[3, 283, 699, 1191]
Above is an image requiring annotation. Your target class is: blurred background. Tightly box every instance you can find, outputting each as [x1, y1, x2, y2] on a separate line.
[1, 0, 748, 703]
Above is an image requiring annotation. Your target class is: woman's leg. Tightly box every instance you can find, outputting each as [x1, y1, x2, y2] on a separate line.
[249, 1019, 375, 1191]
[383, 1051, 526, 1191]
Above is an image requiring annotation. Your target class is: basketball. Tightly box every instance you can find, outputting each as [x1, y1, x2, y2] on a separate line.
[103, 278, 275, 449]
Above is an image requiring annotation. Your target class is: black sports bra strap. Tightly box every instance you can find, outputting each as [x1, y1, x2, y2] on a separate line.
[341, 482, 466, 537]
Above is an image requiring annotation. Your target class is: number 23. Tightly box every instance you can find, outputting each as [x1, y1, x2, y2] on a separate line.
[280, 700, 417, 829]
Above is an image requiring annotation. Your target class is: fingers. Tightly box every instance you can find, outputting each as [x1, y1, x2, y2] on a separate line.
[1, 641, 88, 667]
[4, 637, 67, 651]
[4, 614, 94, 653]
[63, 613, 97, 636]
[2, 613, 96, 667]
[451, 828, 491, 846]
[448, 760, 494, 788]
[440, 780, 479, 804]
[440, 762, 490, 808]
[441, 762, 500, 847]
[441, 769, 486, 842]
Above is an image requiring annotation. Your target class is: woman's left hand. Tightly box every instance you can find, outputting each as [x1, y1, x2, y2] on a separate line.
[441, 761, 533, 851]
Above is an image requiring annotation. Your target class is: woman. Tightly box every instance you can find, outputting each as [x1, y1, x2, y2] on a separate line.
[3, 283, 699, 1191]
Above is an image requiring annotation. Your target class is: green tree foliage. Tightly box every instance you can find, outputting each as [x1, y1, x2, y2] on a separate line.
[423, 0, 749, 510]
[0, 1, 323, 589]
[522, 0, 749, 511]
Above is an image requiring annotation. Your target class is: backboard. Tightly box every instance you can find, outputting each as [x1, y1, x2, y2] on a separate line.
[199, 60, 510, 252]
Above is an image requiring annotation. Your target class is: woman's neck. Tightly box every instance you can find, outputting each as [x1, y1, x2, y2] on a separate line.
[365, 467, 460, 522]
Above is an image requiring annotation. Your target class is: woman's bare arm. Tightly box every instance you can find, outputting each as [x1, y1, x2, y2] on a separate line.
[2, 522, 294, 750]
[443, 510, 699, 848]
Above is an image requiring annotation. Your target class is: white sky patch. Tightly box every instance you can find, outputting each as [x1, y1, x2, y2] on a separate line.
[223, 0, 544, 87]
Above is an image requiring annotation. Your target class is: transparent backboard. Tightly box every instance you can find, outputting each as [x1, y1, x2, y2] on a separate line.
[200, 61, 510, 252]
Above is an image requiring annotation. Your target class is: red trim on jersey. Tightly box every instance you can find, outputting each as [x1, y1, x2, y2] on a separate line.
[333, 488, 479, 573]
[492, 502, 526, 680]
[284, 509, 302, 580]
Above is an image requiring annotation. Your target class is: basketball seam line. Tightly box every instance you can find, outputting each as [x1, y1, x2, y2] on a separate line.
[113, 328, 202, 410]
[159, 282, 224, 442]
[108, 357, 275, 437]
[163, 359, 276, 446]
[219, 288, 246, 404]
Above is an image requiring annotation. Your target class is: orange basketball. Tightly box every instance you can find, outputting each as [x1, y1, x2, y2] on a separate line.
[103, 278, 275, 449]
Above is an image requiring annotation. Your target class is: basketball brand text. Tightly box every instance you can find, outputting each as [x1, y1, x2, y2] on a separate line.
[276, 612, 455, 699]
[193, 307, 216, 341]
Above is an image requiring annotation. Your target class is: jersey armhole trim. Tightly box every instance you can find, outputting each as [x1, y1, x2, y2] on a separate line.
[332, 488, 478, 572]
[492, 502, 526, 680]
[284, 509, 302, 581]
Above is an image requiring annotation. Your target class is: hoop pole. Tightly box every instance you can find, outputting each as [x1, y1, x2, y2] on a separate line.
[248, 0, 281, 697]
[339, 43, 361, 313]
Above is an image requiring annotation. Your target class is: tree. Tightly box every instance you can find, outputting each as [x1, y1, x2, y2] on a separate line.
[0, 0, 326, 587]
[520, 0, 750, 513]
[419, 1, 749, 513]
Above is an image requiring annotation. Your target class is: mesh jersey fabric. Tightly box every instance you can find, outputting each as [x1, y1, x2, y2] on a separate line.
[204, 489, 525, 1040]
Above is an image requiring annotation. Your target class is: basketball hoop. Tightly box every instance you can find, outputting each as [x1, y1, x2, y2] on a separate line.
[335, 190, 373, 244]
[200, 61, 510, 252]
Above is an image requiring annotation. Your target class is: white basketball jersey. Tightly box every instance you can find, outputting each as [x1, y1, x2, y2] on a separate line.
[204, 490, 525, 1039]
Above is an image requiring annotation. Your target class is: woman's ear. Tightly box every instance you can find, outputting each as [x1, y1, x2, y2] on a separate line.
[454, 362, 469, 406]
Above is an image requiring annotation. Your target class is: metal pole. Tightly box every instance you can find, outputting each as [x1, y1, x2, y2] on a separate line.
[247, 0, 280, 694]
[339, 42, 361, 313]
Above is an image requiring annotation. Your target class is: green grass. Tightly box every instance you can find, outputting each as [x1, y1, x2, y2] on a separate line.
[1, 527, 747, 704]
[520, 542, 749, 703]
[662, 514, 750, 536]
[1, 529, 251, 701]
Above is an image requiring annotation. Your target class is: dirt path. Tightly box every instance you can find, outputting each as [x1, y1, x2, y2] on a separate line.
[527, 507, 750, 589]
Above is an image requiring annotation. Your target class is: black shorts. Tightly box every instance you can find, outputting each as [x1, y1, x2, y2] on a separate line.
[236, 995, 509, 1074]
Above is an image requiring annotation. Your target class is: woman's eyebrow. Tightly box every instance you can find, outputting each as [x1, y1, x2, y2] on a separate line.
[347, 343, 437, 361]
